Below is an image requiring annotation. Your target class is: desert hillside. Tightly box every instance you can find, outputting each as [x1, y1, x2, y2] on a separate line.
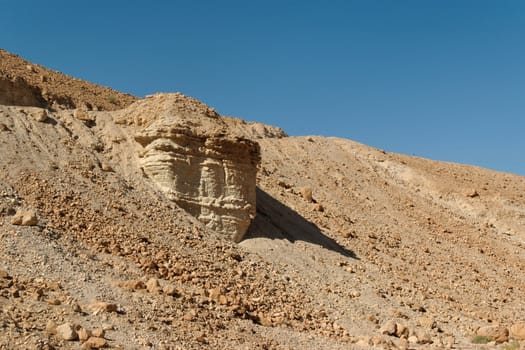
[1, 50, 525, 350]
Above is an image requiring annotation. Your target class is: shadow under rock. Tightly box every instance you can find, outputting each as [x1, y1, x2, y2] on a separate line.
[243, 187, 358, 259]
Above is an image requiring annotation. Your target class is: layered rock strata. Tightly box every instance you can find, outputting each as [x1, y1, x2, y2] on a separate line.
[129, 94, 260, 242]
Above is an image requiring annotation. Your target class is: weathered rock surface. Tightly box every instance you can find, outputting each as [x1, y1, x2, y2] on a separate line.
[10, 208, 38, 226]
[476, 325, 509, 343]
[510, 323, 525, 340]
[127, 94, 260, 242]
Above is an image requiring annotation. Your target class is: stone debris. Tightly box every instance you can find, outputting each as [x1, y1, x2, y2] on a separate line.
[117, 280, 146, 290]
[10, 208, 38, 226]
[33, 109, 48, 122]
[510, 322, 525, 340]
[82, 337, 107, 349]
[476, 325, 509, 343]
[100, 163, 113, 172]
[379, 320, 397, 336]
[87, 301, 118, 314]
[145, 277, 160, 293]
[301, 186, 313, 202]
[56, 322, 78, 341]
[78, 328, 91, 341]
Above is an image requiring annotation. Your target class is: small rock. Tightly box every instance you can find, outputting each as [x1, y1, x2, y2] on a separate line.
[476, 325, 509, 343]
[82, 337, 107, 349]
[46, 298, 61, 305]
[91, 328, 105, 338]
[162, 284, 178, 296]
[301, 186, 313, 202]
[417, 316, 436, 329]
[118, 280, 146, 290]
[208, 287, 221, 301]
[443, 335, 455, 348]
[510, 322, 525, 340]
[395, 323, 409, 338]
[219, 294, 228, 305]
[408, 335, 418, 344]
[56, 322, 78, 341]
[74, 109, 94, 122]
[11, 209, 38, 226]
[195, 333, 207, 343]
[314, 203, 324, 212]
[87, 301, 118, 314]
[0, 123, 10, 131]
[146, 278, 160, 293]
[34, 109, 48, 122]
[396, 337, 409, 350]
[414, 330, 432, 344]
[45, 320, 57, 335]
[101, 163, 113, 172]
[78, 328, 91, 341]
[101, 324, 114, 331]
[380, 320, 397, 336]
[72, 303, 82, 313]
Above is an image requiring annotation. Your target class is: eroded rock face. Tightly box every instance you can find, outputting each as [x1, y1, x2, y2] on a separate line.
[126, 94, 260, 242]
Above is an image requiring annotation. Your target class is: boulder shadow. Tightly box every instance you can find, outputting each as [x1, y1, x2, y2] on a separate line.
[243, 187, 358, 259]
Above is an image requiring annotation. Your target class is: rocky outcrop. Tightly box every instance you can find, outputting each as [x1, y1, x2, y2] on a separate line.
[0, 76, 45, 107]
[125, 94, 260, 242]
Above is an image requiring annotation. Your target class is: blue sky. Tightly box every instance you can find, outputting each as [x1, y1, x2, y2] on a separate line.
[2, 1, 525, 175]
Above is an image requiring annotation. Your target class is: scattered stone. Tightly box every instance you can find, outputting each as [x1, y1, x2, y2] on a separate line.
[72, 303, 82, 313]
[510, 322, 525, 340]
[101, 163, 113, 172]
[118, 280, 146, 290]
[414, 330, 432, 344]
[476, 325, 509, 343]
[0, 123, 9, 131]
[82, 337, 107, 349]
[195, 333, 207, 343]
[379, 320, 397, 336]
[87, 301, 118, 314]
[208, 287, 221, 301]
[56, 322, 78, 341]
[162, 284, 178, 296]
[45, 320, 57, 335]
[314, 203, 324, 212]
[396, 337, 409, 350]
[408, 335, 418, 344]
[91, 328, 105, 338]
[74, 109, 94, 122]
[146, 278, 160, 293]
[101, 324, 114, 331]
[301, 186, 313, 202]
[34, 109, 48, 122]
[47, 298, 61, 305]
[78, 328, 91, 342]
[417, 316, 436, 329]
[443, 335, 455, 349]
[10, 209, 38, 226]
[395, 323, 409, 338]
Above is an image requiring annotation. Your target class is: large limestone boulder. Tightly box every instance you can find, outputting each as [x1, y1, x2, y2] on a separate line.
[120, 93, 260, 242]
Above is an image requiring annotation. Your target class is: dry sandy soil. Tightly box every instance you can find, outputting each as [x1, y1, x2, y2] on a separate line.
[1, 50, 525, 349]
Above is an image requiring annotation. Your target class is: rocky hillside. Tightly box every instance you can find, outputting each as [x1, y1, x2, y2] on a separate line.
[0, 49, 136, 110]
[1, 50, 525, 350]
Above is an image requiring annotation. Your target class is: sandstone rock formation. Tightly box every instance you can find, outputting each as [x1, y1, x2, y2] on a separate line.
[123, 94, 260, 242]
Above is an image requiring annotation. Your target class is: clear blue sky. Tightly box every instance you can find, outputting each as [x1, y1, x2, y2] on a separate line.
[2, 1, 524, 175]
